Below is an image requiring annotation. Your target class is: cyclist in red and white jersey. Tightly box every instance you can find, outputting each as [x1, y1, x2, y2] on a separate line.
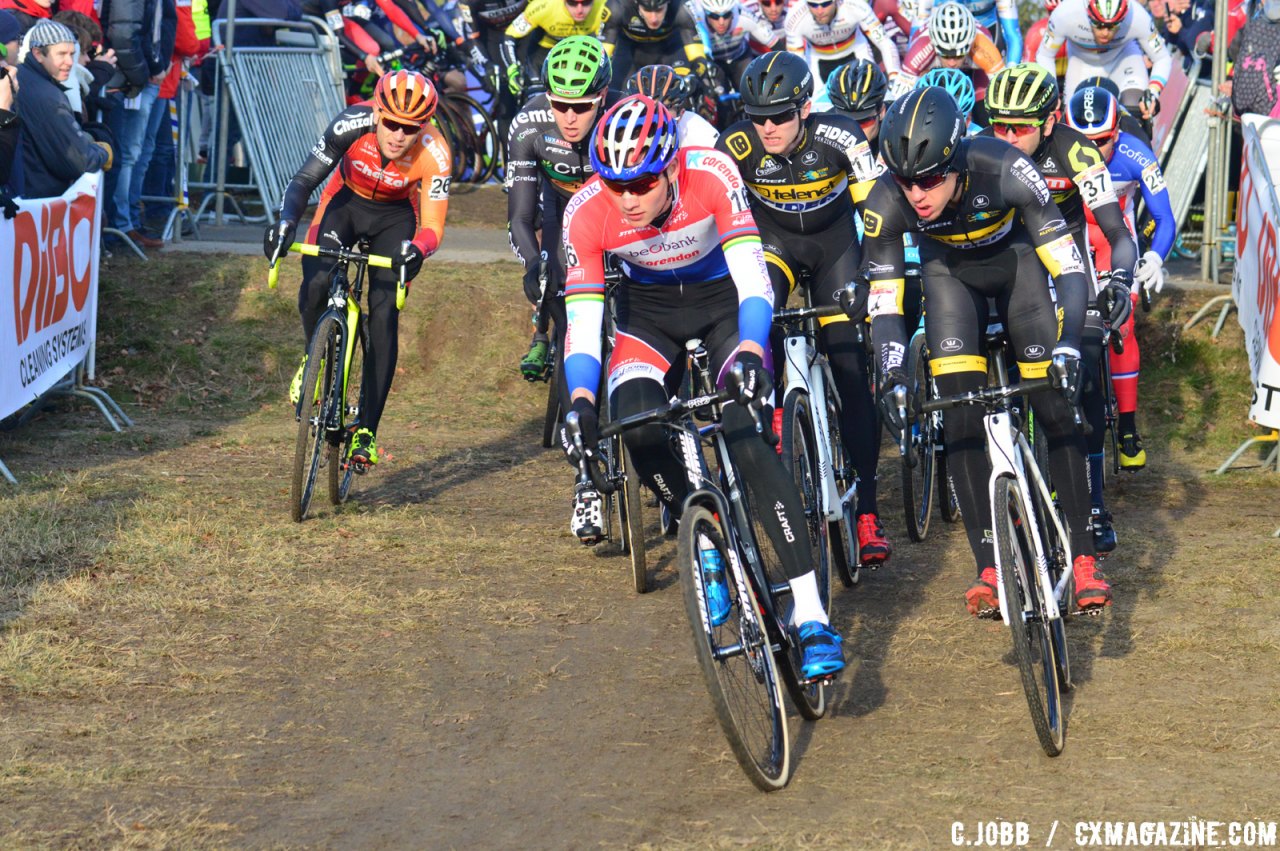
[561, 94, 845, 680]
[265, 71, 451, 469]
[887, 2, 1004, 102]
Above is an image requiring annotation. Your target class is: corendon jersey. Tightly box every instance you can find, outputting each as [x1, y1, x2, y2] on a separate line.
[784, 0, 901, 76]
[560, 147, 774, 398]
[281, 102, 451, 256]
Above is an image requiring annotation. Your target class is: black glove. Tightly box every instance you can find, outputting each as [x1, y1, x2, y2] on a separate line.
[522, 259, 545, 304]
[561, 397, 599, 466]
[1048, 351, 1083, 405]
[878, 367, 910, 436]
[1139, 87, 1161, 118]
[839, 278, 869, 321]
[396, 242, 426, 281]
[1099, 271, 1133, 328]
[731, 351, 773, 408]
[263, 219, 296, 260]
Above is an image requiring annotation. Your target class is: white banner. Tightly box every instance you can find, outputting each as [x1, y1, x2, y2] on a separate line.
[1232, 122, 1280, 430]
[0, 172, 103, 422]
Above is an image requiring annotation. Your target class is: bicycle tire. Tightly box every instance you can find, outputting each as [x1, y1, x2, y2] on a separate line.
[902, 333, 937, 542]
[780, 390, 831, 615]
[994, 476, 1066, 757]
[541, 349, 561, 449]
[825, 393, 859, 587]
[448, 93, 502, 184]
[291, 316, 341, 522]
[678, 505, 791, 791]
[621, 442, 648, 593]
[329, 318, 368, 506]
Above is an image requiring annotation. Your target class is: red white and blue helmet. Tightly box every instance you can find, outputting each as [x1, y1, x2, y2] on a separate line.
[590, 94, 680, 182]
[1065, 85, 1120, 139]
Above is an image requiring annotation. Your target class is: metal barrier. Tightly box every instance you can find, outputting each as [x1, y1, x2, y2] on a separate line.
[1158, 81, 1216, 240]
[206, 16, 346, 224]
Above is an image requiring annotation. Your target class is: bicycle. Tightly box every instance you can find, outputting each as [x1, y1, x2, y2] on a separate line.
[774, 294, 859, 588]
[921, 339, 1077, 757]
[569, 345, 834, 791]
[268, 240, 407, 522]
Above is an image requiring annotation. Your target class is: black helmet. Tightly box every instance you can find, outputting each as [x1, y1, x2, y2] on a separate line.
[637, 0, 667, 9]
[826, 59, 887, 120]
[880, 87, 964, 179]
[626, 64, 696, 113]
[739, 51, 813, 117]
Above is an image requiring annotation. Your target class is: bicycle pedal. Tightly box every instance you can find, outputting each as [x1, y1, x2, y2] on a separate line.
[347, 458, 372, 476]
[799, 672, 838, 687]
[976, 608, 1002, 621]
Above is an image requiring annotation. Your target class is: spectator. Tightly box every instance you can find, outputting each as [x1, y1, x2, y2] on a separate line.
[0, 0, 52, 34]
[15, 19, 111, 197]
[141, 0, 199, 232]
[0, 8, 20, 58]
[1, 56, 18, 195]
[1229, 0, 1280, 118]
[103, 0, 176, 248]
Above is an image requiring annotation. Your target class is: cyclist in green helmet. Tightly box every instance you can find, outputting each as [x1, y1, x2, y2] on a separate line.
[507, 35, 620, 389]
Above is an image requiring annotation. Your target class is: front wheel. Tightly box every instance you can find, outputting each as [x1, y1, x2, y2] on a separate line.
[994, 477, 1066, 757]
[678, 505, 791, 791]
[541, 346, 561, 449]
[620, 443, 648, 593]
[329, 319, 368, 506]
[292, 316, 341, 522]
[825, 393, 859, 587]
[902, 334, 938, 542]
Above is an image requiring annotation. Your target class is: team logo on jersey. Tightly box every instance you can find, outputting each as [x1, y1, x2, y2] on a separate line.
[756, 157, 783, 176]
[973, 194, 989, 208]
[862, 209, 883, 238]
[940, 337, 962, 352]
[725, 131, 752, 159]
[1041, 156, 1058, 172]
[801, 150, 820, 165]
[967, 210, 1000, 222]
[1011, 158, 1051, 205]
[1024, 344, 1046, 360]
[544, 135, 572, 149]
[800, 168, 829, 181]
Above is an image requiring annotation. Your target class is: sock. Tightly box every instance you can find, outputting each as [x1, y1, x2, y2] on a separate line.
[789, 571, 828, 628]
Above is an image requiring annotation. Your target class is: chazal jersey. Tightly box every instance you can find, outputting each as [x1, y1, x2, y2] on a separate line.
[715, 110, 881, 232]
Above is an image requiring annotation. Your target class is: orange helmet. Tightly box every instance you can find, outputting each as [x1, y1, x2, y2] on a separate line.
[374, 70, 437, 125]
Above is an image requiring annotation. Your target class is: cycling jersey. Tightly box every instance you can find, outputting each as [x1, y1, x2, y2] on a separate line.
[1096, 130, 1174, 259]
[678, 110, 721, 147]
[911, 0, 1022, 63]
[743, 0, 790, 53]
[461, 0, 528, 30]
[889, 27, 1004, 100]
[704, 4, 778, 62]
[715, 111, 881, 231]
[975, 123, 1137, 277]
[1023, 16, 1066, 75]
[502, 0, 608, 69]
[784, 0, 901, 80]
[602, 0, 709, 77]
[560, 146, 773, 399]
[1035, 0, 1172, 94]
[282, 102, 451, 257]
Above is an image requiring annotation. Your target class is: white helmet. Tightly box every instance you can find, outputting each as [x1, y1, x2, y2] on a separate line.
[929, 2, 977, 58]
[702, 0, 738, 15]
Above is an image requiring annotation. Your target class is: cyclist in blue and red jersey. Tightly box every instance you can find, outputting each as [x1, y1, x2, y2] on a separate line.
[265, 70, 452, 470]
[1067, 84, 1175, 475]
[560, 93, 845, 679]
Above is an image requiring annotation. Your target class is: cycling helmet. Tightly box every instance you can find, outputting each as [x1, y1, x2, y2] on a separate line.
[826, 59, 888, 120]
[1065, 85, 1120, 139]
[918, 67, 975, 117]
[739, 51, 813, 117]
[929, 2, 977, 58]
[1074, 74, 1121, 100]
[626, 64, 697, 113]
[701, 0, 738, 15]
[637, 0, 668, 10]
[591, 94, 680, 182]
[542, 35, 612, 99]
[374, 70, 437, 125]
[986, 63, 1059, 123]
[1086, 0, 1128, 25]
[879, 86, 964, 179]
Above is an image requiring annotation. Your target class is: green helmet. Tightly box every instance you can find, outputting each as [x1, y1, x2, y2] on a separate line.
[542, 36, 612, 99]
[986, 63, 1060, 122]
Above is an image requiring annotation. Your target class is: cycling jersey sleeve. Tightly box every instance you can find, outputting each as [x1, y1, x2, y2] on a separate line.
[674, 4, 709, 61]
[343, 18, 384, 57]
[1066, 134, 1138, 274]
[601, 0, 627, 49]
[995, 0, 1022, 64]
[1133, 5, 1172, 89]
[1005, 148, 1091, 355]
[856, 0, 901, 74]
[413, 128, 453, 256]
[561, 187, 610, 401]
[1120, 132, 1176, 258]
[705, 157, 774, 352]
[972, 30, 1005, 76]
[505, 106, 545, 269]
[1035, 8, 1066, 75]
[502, 0, 544, 66]
[280, 107, 369, 224]
[375, 0, 428, 37]
[861, 176, 911, 381]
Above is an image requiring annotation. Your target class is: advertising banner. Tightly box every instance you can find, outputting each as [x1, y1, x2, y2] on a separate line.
[1233, 123, 1280, 430]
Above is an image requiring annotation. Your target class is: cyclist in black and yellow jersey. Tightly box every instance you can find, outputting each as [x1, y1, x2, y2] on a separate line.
[602, 0, 709, 81]
[824, 58, 889, 155]
[502, 0, 609, 99]
[863, 87, 1113, 616]
[715, 51, 895, 567]
[979, 63, 1137, 556]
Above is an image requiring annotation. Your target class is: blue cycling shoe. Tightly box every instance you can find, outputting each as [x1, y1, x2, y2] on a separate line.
[699, 541, 731, 626]
[797, 621, 844, 680]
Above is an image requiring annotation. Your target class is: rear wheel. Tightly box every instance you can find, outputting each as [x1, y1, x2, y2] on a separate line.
[902, 333, 936, 542]
[542, 346, 561, 449]
[291, 317, 341, 522]
[780, 391, 831, 615]
[993, 476, 1066, 756]
[678, 506, 791, 791]
[329, 320, 368, 506]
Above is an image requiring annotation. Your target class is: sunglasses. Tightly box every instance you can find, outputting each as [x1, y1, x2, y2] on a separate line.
[807, 0, 834, 7]
[749, 107, 799, 125]
[601, 173, 664, 195]
[991, 120, 1045, 137]
[706, 10, 733, 18]
[565, 0, 593, 6]
[760, 0, 785, 6]
[550, 97, 601, 114]
[380, 116, 422, 135]
[892, 171, 951, 191]
[1089, 18, 1120, 28]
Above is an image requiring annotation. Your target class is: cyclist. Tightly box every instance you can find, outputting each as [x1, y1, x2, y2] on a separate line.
[747, 0, 792, 50]
[980, 63, 1138, 554]
[700, 0, 780, 103]
[602, 0, 710, 82]
[904, 0, 1023, 65]
[917, 66, 978, 131]
[784, 0, 901, 97]
[625, 63, 721, 145]
[1033, 0, 1172, 131]
[459, 0, 531, 134]
[561, 93, 845, 679]
[716, 51, 894, 567]
[502, 0, 608, 100]
[823, 58, 888, 151]
[265, 71, 452, 469]
[863, 87, 1113, 614]
[889, 2, 1004, 106]
[307, 0, 449, 81]
[508, 37, 618, 385]
[1066, 83, 1175, 475]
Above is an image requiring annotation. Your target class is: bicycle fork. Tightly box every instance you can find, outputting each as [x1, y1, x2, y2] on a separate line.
[783, 335, 850, 525]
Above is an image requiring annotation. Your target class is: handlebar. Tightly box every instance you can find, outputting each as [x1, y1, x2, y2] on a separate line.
[773, 302, 846, 326]
[267, 242, 400, 304]
[921, 378, 1054, 414]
